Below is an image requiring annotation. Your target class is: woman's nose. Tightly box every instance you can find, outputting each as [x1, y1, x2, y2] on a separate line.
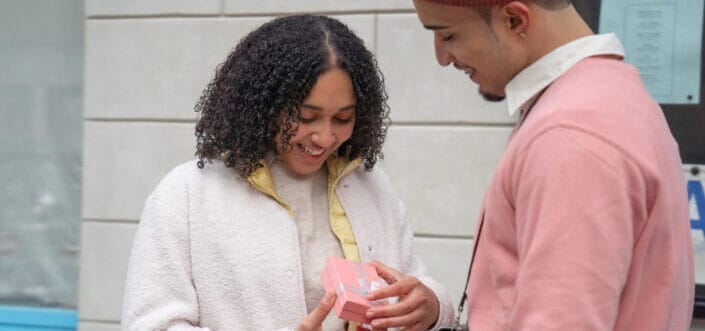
[311, 124, 336, 148]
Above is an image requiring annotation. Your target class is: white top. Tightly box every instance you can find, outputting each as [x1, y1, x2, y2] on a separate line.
[269, 159, 346, 330]
[505, 33, 625, 116]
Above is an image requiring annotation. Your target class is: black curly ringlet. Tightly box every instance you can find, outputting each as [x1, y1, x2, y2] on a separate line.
[195, 14, 390, 177]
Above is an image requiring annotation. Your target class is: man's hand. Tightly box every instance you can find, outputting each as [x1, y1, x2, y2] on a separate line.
[296, 291, 336, 331]
[365, 261, 440, 331]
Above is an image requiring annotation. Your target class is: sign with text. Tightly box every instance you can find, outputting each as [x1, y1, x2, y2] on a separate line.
[599, 0, 704, 104]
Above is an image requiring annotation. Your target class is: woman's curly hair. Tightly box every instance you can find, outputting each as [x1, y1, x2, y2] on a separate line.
[195, 14, 390, 177]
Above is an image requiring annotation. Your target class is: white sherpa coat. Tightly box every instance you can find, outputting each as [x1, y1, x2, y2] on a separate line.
[122, 160, 454, 330]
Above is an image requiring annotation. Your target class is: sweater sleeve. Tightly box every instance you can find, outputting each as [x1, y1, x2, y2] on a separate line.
[375, 169, 456, 330]
[397, 196, 456, 330]
[509, 127, 642, 330]
[122, 166, 210, 331]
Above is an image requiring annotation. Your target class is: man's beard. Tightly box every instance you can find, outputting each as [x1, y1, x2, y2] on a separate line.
[480, 89, 505, 102]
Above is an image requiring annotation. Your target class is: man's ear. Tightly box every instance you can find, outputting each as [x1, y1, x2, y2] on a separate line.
[500, 1, 531, 37]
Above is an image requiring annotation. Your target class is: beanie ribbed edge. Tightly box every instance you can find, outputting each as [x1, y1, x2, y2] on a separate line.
[424, 0, 512, 7]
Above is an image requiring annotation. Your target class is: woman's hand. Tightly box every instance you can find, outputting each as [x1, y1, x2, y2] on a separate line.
[296, 291, 336, 331]
[365, 261, 440, 331]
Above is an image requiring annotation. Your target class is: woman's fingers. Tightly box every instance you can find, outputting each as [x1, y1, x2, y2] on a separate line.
[367, 260, 402, 284]
[296, 292, 336, 331]
[364, 260, 439, 330]
[366, 274, 440, 331]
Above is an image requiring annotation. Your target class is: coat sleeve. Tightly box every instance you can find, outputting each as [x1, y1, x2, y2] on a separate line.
[121, 166, 210, 331]
[508, 127, 641, 330]
[374, 168, 456, 330]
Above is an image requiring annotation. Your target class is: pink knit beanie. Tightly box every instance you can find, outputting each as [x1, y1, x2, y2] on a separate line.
[424, 0, 513, 7]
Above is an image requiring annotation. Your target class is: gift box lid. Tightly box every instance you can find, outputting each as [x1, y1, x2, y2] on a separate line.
[321, 256, 385, 317]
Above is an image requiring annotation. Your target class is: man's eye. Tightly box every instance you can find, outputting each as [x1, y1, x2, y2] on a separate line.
[441, 34, 454, 42]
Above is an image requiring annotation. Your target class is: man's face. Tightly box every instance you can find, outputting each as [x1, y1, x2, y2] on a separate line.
[413, 0, 523, 102]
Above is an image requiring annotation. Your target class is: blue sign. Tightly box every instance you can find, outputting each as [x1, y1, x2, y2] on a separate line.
[690, 179, 705, 238]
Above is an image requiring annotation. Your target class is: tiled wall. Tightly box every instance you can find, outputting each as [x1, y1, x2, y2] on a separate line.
[78, 1, 515, 329]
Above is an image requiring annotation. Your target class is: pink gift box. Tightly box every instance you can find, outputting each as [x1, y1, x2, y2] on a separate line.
[320, 256, 387, 324]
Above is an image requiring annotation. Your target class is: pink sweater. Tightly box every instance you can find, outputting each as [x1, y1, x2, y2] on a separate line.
[467, 57, 694, 330]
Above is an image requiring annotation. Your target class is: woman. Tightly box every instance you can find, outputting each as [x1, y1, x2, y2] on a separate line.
[122, 14, 453, 331]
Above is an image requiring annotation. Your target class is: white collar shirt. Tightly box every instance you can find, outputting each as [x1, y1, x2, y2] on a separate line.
[505, 33, 626, 117]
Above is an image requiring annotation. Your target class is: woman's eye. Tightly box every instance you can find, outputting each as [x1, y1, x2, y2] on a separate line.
[299, 117, 315, 123]
[335, 117, 353, 124]
[441, 34, 454, 42]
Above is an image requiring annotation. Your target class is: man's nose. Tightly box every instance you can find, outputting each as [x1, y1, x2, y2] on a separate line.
[434, 35, 453, 67]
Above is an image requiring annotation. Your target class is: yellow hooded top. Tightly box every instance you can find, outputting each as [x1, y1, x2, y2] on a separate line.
[246, 154, 363, 263]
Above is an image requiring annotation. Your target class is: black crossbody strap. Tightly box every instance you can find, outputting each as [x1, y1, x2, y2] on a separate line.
[451, 209, 484, 329]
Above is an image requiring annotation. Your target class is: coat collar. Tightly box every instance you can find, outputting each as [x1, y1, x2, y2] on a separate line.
[246, 153, 362, 216]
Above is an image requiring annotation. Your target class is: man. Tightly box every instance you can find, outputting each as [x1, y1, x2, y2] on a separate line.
[410, 0, 695, 330]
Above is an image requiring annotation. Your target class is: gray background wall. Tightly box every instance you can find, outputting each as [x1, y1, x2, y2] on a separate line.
[77, 1, 704, 330]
